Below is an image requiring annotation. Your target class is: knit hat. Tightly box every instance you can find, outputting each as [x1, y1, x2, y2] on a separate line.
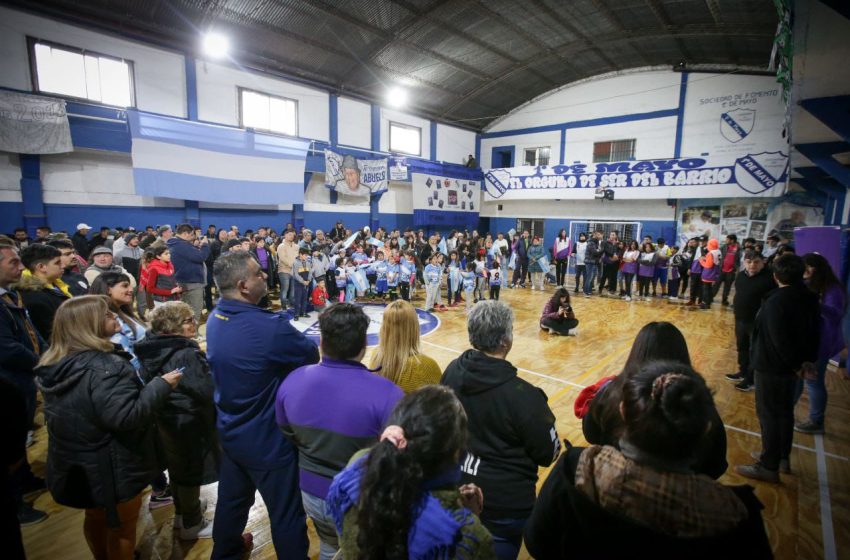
[90, 246, 113, 257]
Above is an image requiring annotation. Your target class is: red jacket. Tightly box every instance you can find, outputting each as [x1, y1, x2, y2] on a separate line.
[146, 258, 177, 297]
[311, 286, 328, 306]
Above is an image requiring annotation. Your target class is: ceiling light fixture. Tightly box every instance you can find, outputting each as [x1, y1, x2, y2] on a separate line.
[387, 86, 408, 108]
[203, 32, 230, 59]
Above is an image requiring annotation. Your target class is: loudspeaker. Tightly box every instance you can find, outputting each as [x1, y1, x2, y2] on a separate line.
[497, 204, 503, 211]
[666, 198, 677, 207]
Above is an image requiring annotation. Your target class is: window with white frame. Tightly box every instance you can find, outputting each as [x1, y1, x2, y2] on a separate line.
[389, 121, 421, 156]
[240, 89, 298, 136]
[524, 147, 550, 166]
[592, 139, 636, 163]
[30, 39, 134, 107]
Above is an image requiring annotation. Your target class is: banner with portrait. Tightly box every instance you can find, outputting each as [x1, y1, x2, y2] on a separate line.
[324, 149, 388, 198]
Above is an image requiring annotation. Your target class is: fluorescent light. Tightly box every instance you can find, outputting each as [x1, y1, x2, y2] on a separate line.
[203, 32, 230, 59]
[387, 86, 407, 108]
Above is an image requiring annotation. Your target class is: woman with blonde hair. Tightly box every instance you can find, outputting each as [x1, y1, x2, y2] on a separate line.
[36, 295, 181, 560]
[369, 300, 441, 393]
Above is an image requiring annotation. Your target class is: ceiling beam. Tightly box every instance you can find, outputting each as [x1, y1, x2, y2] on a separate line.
[644, 0, 693, 62]
[529, 0, 621, 70]
[588, 0, 652, 67]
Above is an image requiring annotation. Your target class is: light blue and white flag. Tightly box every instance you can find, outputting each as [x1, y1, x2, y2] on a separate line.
[342, 232, 359, 250]
[128, 110, 309, 205]
[437, 237, 447, 255]
[367, 237, 384, 248]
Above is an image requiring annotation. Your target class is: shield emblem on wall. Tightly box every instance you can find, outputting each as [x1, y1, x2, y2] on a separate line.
[734, 152, 788, 195]
[720, 108, 756, 143]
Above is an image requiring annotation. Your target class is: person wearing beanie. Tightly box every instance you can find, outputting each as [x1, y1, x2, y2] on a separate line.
[84, 246, 137, 289]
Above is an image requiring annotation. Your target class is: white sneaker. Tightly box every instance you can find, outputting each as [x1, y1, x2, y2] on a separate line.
[624, 296, 631, 302]
[179, 518, 214, 540]
[568, 328, 578, 336]
[174, 498, 208, 529]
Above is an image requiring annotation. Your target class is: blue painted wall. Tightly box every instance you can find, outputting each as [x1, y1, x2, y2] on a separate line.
[0, 202, 25, 231]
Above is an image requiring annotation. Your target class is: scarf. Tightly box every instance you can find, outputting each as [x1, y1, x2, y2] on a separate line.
[327, 455, 477, 560]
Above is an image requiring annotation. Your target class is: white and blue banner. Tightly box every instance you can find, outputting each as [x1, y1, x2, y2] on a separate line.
[128, 111, 309, 205]
[412, 172, 481, 227]
[325, 149, 388, 198]
[484, 152, 788, 201]
[0, 91, 73, 154]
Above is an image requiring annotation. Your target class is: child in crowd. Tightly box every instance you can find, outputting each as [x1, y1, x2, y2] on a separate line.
[386, 255, 400, 301]
[652, 237, 672, 297]
[344, 259, 358, 303]
[573, 232, 587, 294]
[370, 250, 389, 300]
[621, 240, 639, 302]
[473, 251, 488, 302]
[351, 244, 369, 266]
[488, 256, 502, 301]
[311, 278, 331, 310]
[698, 238, 722, 309]
[291, 247, 312, 318]
[688, 236, 707, 306]
[637, 242, 657, 300]
[447, 251, 461, 307]
[460, 262, 476, 311]
[147, 245, 181, 307]
[311, 250, 330, 289]
[667, 246, 682, 299]
[399, 251, 415, 302]
[334, 257, 347, 302]
[423, 253, 444, 312]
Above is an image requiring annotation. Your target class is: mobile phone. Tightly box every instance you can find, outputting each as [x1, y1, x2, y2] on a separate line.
[175, 367, 186, 374]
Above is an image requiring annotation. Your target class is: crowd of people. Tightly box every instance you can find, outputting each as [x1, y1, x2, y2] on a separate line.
[0, 217, 846, 560]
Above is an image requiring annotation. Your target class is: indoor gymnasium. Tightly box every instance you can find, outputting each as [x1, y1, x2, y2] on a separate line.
[0, 1, 848, 559]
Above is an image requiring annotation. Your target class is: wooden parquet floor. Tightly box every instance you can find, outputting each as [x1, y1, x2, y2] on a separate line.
[21, 280, 850, 559]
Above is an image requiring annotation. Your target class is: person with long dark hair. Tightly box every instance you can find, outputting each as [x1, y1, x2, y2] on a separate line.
[553, 228, 571, 287]
[326, 385, 494, 559]
[572, 232, 587, 294]
[526, 361, 772, 559]
[795, 253, 847, 434]
[540, 287, 578, 336]
[575, 321, 728, 479]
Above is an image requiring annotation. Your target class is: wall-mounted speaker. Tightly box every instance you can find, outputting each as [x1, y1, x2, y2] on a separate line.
[497, 204, 503, 211]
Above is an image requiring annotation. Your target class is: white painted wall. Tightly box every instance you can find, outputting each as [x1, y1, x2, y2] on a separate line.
[0, 154, 22, 203]
[0, 6, 186, 117]
[40, 152, 182, 207]
[489, 69, 680, 132]
[481, 131, 561, 169]
[436, 124, 476, 164]
[195, 60, 329, 141]
[380, 108, 430, 158]
[337, 96, 371, 149]
[379, 182, 414, 215]
[481, 199, 675, 221]
[564, 117, 677, 163]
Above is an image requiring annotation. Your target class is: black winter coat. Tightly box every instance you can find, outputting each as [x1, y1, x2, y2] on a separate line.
[36, 350, 171, 521]
[441, 349, 560, 521]
[134, 334, 220, 486]
[15, 273, 71, 341]
[751, 283, 819, 376]
[0, 290, 46, 387]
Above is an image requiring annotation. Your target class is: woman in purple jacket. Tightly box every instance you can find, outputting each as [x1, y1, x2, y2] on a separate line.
[796, 253, 847, 434]
[540, 287, 579, 336]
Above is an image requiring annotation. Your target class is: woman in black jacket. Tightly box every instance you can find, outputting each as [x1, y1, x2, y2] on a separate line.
[578, 322, 727, 479]
[134, 301, 219, 540]
[526, 361, 772, 560]
[35, 295, 181, 560]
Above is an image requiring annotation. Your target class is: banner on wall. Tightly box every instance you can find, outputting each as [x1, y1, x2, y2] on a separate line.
[484, 152, 789, 201]
[128, 111, 309, 205]
[412, 172, 480, 227]
[675, 195, 824, 248]
[0, 91, 73, 154]
[324, 149, 388, 198]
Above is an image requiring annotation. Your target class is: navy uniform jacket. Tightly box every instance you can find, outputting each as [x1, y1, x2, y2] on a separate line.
[206, 298, 319, 469]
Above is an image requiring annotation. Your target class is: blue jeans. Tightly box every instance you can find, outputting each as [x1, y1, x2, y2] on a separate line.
[794, 357, 829, 425]
[482, 517, 526, 560]
[301, 491, 338, 560]
[211, 451, 307, 560]
[583, 262, 599, 295]
[278, 272, 293, 309]
[292, 281, 309, 316]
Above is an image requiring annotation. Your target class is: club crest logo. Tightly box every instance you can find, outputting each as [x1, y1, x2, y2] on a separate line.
[720, 108, 756, 143]
[734, 152, 788, 195]
[484, 169, 511, 199]
[290, 303, 440, 346]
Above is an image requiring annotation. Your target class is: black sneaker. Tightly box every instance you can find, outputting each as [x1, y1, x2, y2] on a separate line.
[18, 503, 48, 526]
[725, 372, 744, 382]
[735, 380, 754, 392]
